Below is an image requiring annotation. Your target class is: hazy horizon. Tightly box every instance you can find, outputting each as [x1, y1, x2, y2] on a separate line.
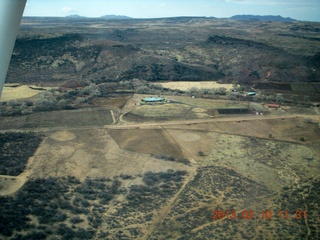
[23, 0, 320, 22]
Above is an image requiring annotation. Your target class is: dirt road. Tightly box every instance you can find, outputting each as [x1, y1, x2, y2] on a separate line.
[107, 113, 320, 130]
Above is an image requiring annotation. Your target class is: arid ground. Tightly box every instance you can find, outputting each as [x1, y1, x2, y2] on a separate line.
[0, 88, 319, 239]
[1, 15, 320, 239]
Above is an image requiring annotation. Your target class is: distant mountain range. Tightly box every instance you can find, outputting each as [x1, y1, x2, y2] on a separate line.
[65, 14, 132, 20]
[229, 15, 296, 22]
[64, 14, 297, 22]
[65, 14, 86, 19]
[100, 15, 132, 19]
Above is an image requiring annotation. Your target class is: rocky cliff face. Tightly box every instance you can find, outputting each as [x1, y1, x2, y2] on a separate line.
[6, 18, 320, 85]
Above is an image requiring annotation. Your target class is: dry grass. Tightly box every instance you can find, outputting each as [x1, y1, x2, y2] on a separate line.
[0, 84, 52, 102]
[159, 81, 235, 91]
[130, 103, 190, 118]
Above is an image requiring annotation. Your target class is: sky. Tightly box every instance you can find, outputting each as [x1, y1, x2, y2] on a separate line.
[23, 0, 320, 22]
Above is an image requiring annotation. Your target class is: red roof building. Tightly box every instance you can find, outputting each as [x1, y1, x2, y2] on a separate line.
[267, 103, 281, 108]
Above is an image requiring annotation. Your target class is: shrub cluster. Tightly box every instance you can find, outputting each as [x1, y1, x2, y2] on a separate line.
[0, 170, 189, 239]
[0, 176, 121, 239]
[150, 154, 190, 165]
[126, 170, 187, 208]
[0, 132, 42, 176]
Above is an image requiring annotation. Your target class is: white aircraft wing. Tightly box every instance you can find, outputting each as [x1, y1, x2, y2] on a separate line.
[0, 0, 27, 97]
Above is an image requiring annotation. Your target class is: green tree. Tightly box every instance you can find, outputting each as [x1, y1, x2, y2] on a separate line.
[275, 93, 284, 104]
[7, 100, 20, 107]
[136, 86, 150, 94]
[189, 87, 198, 93]
[57, 99, 67, 108]
[34, 98, 56, 111]
[198, 151, 205, 156]
[214, 87, 227, 95]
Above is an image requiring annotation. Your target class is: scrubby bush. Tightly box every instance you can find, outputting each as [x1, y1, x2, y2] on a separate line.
[150, 154, 175, 161]
[83, 83, 100, 96]
[26, 101, 33, 106]
[214, 87, 227, 95]
[198, 151, 205, 156]
[126, 170, 187, 208]
[75, 97, 86, 104]
[57, 99, 68, 108]
[7, 100, 20, 107]
[0, 132, 42, 176]
[33, 98, 56, 111]
[150, 154, 189, 165]
[143, 172, 160, 186]
[70, 217, 84, 224]
[120, 174, 133, 180]
[136, 86, 150, 94]
[179, 158, 191, 165]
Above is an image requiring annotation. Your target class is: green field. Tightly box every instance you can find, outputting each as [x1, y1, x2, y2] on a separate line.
[291, 83, 316, 92]
[24, 108, 113, 128]
[131, 104, 191, 118]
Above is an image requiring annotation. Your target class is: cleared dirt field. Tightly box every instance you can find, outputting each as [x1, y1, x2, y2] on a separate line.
[158, 81, 234, 91]
[165, 129, 217, 161]
[0, 84, 52, 102]
[165, 117, 320, 144]
[108, 128, 186, 160]
[27, 129, 189, 181]
[124, 103, 192, 122]
[262, 117, 320, 142]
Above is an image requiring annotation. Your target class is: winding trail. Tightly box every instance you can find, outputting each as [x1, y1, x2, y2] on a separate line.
[142, 166, 198, 240]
